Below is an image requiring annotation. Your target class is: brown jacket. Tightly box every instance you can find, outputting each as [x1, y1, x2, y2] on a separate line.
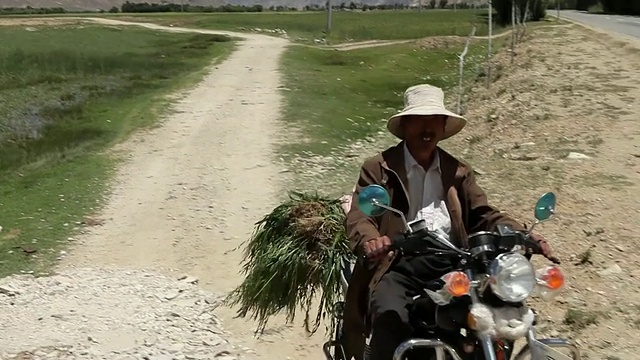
[341, 142, 525, 360]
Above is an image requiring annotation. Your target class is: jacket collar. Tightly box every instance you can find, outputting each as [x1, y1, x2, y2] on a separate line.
[382, 141, 458, 194]
[403, 143, 442, 177]
[381, 141, 463, 246]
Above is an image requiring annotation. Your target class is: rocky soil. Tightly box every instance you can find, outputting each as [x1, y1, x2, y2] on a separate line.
[443, 24, 640, 359]
[0, 268, 250, 360]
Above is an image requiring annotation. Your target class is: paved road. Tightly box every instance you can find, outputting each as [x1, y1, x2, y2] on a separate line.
[558, 10, 640, 39]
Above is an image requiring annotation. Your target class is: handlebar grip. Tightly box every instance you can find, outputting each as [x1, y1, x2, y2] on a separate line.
[355, 246, 368, 265]
[525, 236, 561, 264]
[503, 231, 536, 252]
[388, 233, 408, 251]
[524, 238, 542, 254]
[356, 233, 408, 265]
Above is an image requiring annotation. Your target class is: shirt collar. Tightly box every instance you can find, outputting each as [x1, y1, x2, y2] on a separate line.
[404, 143, 441, 176]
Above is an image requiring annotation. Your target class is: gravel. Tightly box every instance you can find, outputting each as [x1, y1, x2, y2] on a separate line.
[0, 268, 252, 360]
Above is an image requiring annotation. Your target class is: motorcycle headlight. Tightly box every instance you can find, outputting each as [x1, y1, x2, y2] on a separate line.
[488, 252, 536, 302]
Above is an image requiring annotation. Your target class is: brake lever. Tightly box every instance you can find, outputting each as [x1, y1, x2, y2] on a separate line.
[521, 238, 542, 258]
[520, 233, 561, 264]
[547, 255, 562, 265]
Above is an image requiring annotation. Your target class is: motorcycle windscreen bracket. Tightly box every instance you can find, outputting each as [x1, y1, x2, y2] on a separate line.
[529, 339, 574, 360]
[424, 288, 451, 306]
[408, 219, 428, 233]
[496, 223, 516, 236]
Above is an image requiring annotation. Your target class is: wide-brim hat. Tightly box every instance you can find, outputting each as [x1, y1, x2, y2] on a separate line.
[387, 84, 467, 140]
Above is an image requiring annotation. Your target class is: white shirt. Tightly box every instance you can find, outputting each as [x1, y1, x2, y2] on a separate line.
[404, 144, 452, 241]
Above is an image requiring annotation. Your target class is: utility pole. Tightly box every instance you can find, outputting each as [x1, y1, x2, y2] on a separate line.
[556, 0, 560, 20]
[419, 0, 423, 12]
[326, 0, 332, 34]
[487, 0, 492, 88]
[511, 0, 515, 64]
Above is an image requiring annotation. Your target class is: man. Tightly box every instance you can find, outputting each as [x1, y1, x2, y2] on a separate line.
[341, 84, 556, 360]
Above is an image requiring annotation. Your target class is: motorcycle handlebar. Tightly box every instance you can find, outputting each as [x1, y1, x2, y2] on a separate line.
[356, 232, 451, 265]
[388, 233, 419, 252]
[521, 234, 542, 253]
[358, 229, 556, 264]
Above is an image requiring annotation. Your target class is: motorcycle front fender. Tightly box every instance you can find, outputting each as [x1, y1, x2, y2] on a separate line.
[392, 338, 463, 360]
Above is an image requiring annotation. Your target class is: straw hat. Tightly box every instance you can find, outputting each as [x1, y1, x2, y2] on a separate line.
[387, 84, 467, 140]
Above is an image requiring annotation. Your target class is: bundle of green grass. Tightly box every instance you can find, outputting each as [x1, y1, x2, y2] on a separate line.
[225, 191, 353, 334]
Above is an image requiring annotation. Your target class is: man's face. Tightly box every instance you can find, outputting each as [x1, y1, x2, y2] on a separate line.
[402, 115, 447, 163]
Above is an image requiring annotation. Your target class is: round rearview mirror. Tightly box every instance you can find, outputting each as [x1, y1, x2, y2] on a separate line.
[534, 192, 556, 222]
[357, 185, 391, 217]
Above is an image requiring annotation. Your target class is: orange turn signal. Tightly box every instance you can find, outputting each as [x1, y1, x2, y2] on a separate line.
[444, 271, 471, 297]
[467, 312, 477, 330]
[540, 266, 565, 290]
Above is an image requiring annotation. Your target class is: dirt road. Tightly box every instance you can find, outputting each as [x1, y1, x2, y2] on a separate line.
[55, 19, 324, 360]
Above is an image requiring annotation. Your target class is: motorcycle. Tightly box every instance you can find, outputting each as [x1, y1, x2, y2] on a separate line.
[323, 185, 581, 360]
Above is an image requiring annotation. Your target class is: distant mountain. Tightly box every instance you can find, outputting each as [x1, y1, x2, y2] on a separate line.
[0, 0, 486, 11]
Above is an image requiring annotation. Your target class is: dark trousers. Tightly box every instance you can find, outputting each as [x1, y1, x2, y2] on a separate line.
[368, 270, 418, 360]
[368, 255, 452, 360]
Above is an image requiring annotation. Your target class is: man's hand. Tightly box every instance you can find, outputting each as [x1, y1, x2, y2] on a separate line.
[363, 236, 392, 260]
[529, 232, 560, 264]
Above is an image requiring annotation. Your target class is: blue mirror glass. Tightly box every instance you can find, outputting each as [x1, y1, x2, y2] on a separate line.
[534, 192, 556, 222]
[357, 185, 390, 217]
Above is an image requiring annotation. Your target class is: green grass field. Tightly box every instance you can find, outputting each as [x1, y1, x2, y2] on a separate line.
[103, 10, 497, 43]
[279, 38, 500, 158]
[0, 10, 520, 276]
[0, 25, 234, 277]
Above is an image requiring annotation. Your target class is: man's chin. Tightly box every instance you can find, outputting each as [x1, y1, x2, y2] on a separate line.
[406, 140, 437, 159]
[418, 141, 437, 151]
